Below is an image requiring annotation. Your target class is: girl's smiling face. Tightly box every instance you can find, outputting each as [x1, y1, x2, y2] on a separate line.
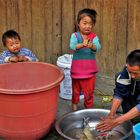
[78, 15, 94, 35]
[5, 37, 21, 54]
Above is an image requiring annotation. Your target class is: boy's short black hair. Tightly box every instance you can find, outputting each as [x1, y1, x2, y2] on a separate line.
[2, 30, 21, 46]
[77, 8, 97, 24]
[126, 49, 140, 67]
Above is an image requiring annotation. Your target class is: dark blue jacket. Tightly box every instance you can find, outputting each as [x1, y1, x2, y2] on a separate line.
[114, 67, 140, 112]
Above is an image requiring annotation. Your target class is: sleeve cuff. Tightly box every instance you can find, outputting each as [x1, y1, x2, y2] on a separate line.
[25, 56, 32, 61]
[4, 56, 10, 63]
[136, 104, 140, 112]
[113, 95, 123, 101]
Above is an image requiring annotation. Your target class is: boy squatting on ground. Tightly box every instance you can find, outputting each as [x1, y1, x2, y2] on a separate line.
[96, 49, 140, 132]
[0, 30, 38, 64]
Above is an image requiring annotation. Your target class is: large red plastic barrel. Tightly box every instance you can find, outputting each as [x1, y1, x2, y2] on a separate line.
[0, 62, 64, 140]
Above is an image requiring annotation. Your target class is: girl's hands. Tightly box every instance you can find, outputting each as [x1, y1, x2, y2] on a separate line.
[77, 39, 96, 50]
[86, 40, 93, 48]
[83, 39, 89, 47]
[82, 39, 96, 51]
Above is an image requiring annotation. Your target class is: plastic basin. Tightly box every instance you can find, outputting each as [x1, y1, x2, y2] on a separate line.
[55, 109, 133, 140]
[133, 123, 140, 140]
[0, 62, 64, 140]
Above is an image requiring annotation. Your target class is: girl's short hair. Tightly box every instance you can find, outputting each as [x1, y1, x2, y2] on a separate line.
[2, 30, 21, 46]
[77, 8, 97, 24]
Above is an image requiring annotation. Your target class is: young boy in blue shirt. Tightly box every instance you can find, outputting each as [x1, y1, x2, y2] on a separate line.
[0, 30, 38, 63]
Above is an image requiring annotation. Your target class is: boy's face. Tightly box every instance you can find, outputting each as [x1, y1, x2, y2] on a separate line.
[5, 37, 21, 54]
[127, 64, 140, 80]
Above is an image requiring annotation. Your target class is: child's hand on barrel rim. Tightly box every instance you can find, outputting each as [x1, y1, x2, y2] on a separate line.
[18, 55, 29, 62]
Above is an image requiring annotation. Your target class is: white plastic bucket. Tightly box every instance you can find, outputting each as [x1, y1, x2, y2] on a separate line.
[57, 54, 84, 100]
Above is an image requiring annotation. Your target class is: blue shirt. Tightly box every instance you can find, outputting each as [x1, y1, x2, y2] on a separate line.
[114, 67, 140, 112]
